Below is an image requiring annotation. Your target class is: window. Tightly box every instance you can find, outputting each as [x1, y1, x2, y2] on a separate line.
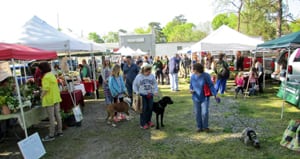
[177, 46, 182, 50]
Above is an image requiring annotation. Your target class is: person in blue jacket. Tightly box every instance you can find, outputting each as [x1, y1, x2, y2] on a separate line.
[109, 64, 127, 121]
[190, 63, 219, 132]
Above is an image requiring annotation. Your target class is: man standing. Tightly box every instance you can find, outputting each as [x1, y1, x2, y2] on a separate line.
[123, 56, 140, 105]
[169, 54, 180, 91]
[81, 59, 92, 79]
[254, 58, 264, 93]
[182, 54, 191, 78]
[236, 51, 244, 71]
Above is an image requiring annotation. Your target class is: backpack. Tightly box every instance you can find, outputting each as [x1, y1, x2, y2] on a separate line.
[215, 61, 230, 79]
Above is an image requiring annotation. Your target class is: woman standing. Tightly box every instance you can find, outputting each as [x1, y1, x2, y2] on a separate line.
[190, 63, 218, 132]
[102, 58, 112, 105]
[39, 62, 63, 142]
[133, 63, 158, 129]
[152, 56, 163, 84]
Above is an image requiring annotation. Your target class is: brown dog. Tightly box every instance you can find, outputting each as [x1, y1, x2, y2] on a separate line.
[106, 100, 130, 127]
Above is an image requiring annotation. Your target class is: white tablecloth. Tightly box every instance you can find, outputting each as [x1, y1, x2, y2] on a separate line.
[74, 84, 86, 96]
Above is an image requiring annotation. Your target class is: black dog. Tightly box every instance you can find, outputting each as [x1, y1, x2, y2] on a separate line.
[152, 96, 173, 129]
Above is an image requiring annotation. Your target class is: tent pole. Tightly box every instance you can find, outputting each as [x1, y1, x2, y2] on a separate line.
[263, 51, 265, 89]
[12, 59, 28, 138]
[281, 48, 291, 119]
[90, 44, 97, 100]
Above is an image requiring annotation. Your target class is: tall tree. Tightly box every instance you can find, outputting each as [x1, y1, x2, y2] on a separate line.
[211, 13, 237, 30]
[102, 31, 119, 43]
[148, 22, 166, 43]
[276, 0, 283, 37]
[214, 0, 244, 31]
[88, 32, 104, 43]
[134, 27, 151, 34]
[162, 16, 207, 42]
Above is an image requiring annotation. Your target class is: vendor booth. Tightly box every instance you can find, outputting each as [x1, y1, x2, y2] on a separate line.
[0, 42, 58, 138]
[191, 25, 263, 52]
[257, 30, 300, 118]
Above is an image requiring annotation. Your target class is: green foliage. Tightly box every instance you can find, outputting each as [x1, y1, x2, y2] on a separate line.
[102, 31, 119, 43]
[290, 19, 300, 32]
[212, 13, 238, 30]
[213, 0, 296, 40]
[162, 15, 206, 42]
[0, 77, 19, 110]
[88, 32, 104, 43]
[134, 27, 151, 34]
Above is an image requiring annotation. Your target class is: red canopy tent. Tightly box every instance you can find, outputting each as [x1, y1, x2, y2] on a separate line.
[0, 42, 57, 138]
[0, 42, 57, 60]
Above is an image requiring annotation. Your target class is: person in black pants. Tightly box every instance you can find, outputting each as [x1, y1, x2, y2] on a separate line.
[254, 58, 264, 93]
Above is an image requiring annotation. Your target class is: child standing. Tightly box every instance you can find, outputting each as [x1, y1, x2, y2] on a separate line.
[248, 67, 258, 96]
[133, 63, 159, 129]
[235, 72, 245, 98]
[109, 64, 127, 121]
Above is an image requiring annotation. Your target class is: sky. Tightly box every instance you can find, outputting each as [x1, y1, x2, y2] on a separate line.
[0, 0, 299, 38]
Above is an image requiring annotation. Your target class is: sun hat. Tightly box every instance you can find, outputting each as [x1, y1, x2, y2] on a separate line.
[0, 62, 12, 82]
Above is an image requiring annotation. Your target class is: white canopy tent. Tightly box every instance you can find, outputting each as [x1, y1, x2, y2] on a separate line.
[134, 49, 148, 56]
[3, 16, 91, 52]
[114, 46, 134, 56]
[61, 29, 106, 52]
[191, 25, 263, 52]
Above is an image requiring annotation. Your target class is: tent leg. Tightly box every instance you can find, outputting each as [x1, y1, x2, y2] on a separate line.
[12, 59, 28, 138]
[280, 48, 291, 119]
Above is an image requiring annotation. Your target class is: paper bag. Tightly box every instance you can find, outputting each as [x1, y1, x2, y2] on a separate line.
[72, 105, 83, 122]
[132, 94, 143, 113]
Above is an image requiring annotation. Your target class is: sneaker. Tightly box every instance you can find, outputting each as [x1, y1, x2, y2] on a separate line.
[196, 128, 203, 132]
[203, 128, 210, 132]
[119, 114, 126, 120]
[113, 116, 120, 122]
[140, 125, 149, 130]
[148, 122, 155, 128]
[42, 135, 55, 142]
[55, 133, 63, 137]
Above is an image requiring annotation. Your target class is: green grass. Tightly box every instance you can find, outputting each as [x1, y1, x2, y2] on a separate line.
[39, 78, 300, 159]
[139, 79, 300, 159]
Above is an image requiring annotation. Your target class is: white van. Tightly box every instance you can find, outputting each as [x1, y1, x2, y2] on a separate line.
[287, 48, 300, 82]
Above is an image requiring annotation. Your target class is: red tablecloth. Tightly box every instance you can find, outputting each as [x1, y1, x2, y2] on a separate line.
[81, 80, 99, 93]
[60, 90, 84, 113]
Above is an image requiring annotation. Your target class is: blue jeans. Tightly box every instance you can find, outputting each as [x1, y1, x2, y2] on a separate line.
[193, 97, 210, 129]
[169, 73, 178, 91]
[140, 95, 153, 126]
[215, 78, 227, 94]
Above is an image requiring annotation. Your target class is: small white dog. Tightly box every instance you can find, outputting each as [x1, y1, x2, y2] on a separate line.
[241, 127, 260, 148]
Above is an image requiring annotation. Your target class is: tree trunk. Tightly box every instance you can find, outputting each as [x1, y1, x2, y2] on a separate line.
[237, 0, 244, 32]
[276, 0, 283, 37]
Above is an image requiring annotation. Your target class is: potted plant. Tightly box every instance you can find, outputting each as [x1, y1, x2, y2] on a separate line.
[0, 77, 19, 114]
[0, 96, 11, 115]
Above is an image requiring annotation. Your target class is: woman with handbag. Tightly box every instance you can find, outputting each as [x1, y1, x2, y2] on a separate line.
[190, 63, 219, 133]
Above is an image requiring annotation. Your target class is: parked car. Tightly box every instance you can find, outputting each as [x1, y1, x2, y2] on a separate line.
[271, 48, 300, 82]
[287, 48, 300, 82]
